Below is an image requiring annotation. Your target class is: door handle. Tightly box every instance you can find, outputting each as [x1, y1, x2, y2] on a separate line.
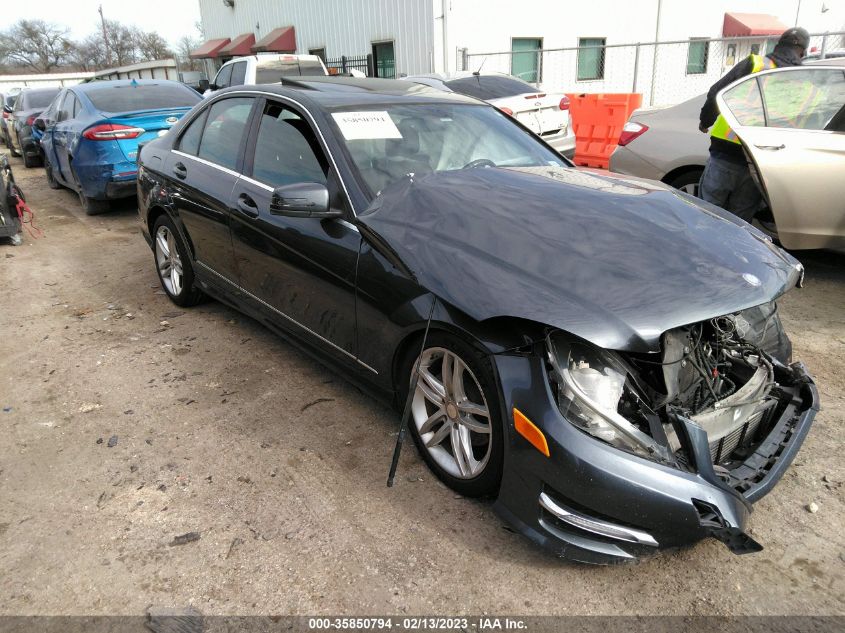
[236, 194, 259, 219]
[753, 144, 785, 151]
[172, 162, 187, 179]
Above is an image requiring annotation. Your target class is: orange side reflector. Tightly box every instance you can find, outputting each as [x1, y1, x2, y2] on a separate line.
[513, 408, 550, 457]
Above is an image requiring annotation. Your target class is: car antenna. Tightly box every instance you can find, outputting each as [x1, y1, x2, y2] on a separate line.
[387, 295, 438, 487]
[472, 56, 488, 76]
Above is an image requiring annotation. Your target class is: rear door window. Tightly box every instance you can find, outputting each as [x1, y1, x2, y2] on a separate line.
[197, 97, 254, 171]
[177, 109, 209, 156]
[758, 69, 845, 131]
[249, 101, 328, 187]
[255, 59, 326, 83]
[85, 84, 200, 113]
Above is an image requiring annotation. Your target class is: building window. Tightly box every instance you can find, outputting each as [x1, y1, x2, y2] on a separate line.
[372, 41, 395, 78]
[577, 38, 606, 81]
[511, 37, 542, 83]
[309, 47, 326, 62]
[750, 43, 761, 55]
[686, 38, 709, 74]
[765, 39, 777, 55]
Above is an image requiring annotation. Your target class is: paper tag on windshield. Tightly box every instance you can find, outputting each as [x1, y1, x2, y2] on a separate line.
[332, 111, 402, 140]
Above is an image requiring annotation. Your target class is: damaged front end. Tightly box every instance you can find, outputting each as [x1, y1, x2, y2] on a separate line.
[542, 301, 818, 557]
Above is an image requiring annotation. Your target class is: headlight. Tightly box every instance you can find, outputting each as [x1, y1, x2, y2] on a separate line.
[547, 333, 668, 461]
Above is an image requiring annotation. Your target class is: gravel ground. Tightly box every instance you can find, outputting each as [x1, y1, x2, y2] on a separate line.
[1, 148, 843, 616]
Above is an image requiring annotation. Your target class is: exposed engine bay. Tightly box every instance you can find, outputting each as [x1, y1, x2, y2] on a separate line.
[546, 301, 800, 475]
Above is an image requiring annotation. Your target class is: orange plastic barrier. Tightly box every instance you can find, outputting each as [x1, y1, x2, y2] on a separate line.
[566, 93, 643, 169]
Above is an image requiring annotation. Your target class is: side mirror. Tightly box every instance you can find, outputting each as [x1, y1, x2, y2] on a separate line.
[270, 182, 340, 218]
[198, 78, 210, 92]
[34, 118, 46, 131]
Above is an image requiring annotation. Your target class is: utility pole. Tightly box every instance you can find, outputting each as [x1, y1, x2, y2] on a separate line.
[99, 4, 111, 66]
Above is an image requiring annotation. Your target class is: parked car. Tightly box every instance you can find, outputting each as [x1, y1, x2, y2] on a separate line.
[403, 71, 576, 158]
[200, 54, 328, 96]
[137, 77, 816, 564]
[1, 89, 21, 148]
[38, 79, 201, 214]
[611, 62, 845, 250]
[7, 87, 60, 167]
[30, 93, 62, 158]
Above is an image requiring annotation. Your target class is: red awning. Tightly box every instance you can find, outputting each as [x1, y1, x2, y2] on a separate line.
[723, 13, 787, 37]
[218, 32, 256, 57]
[251, 26, 297, 53]
[189, 38, 231, 59]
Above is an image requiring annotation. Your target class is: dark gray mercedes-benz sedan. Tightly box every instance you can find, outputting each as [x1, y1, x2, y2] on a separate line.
[136, 76, 818, 564]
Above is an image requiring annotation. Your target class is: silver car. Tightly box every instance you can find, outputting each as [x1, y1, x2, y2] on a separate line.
[611, 60, 845, 250]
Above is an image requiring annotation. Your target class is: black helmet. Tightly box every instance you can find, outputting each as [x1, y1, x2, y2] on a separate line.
[777, 27, 810, 50]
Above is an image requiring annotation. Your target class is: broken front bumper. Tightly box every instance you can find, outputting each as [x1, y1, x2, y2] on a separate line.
[491, 354, 819, 564]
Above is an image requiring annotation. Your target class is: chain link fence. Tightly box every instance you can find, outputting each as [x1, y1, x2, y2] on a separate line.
[461, 32, 845, 107]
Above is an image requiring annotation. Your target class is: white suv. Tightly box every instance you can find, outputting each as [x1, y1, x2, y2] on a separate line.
[203, 54, 328, 96]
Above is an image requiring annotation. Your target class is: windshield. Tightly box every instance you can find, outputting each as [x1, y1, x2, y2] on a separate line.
[86, 84, 200, 113]
[255, 59, 326, 82]
[445, 76, 537, 100]
[23, 89, 60, 109]
[329, 103, 567, 197]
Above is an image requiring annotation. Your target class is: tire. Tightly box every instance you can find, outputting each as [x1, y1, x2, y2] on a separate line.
[44, 159, 61, 190]
[23, 152, 40, 168]
[78, 189, 110, 215]
[668, 169, 704, 197]
[400, 332, 504, 497]
[152, 214, 205, 307]
[70, 166, 110, 215]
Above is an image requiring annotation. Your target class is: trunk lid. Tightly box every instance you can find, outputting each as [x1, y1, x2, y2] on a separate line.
[96, 107, 192, 163]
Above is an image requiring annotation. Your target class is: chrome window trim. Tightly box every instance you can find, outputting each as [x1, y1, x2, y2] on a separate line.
[196, 261, 376, 374]
[238, 174, 274, 192]
[172, 149, 240, 178]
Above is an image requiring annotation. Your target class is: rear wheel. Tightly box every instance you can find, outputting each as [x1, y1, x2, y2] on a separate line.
[402, 332, 503, 497]
[44, 159, 61, 189]
[78, 189, 110, 215]
[153, 215, 204, 307]
[668, 169, 703, 197]
[23, 152, 40, 168]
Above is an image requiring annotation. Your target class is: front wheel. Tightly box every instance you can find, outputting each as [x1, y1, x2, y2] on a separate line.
[403, 333, 503, 497]
[153, 215, 204, 307]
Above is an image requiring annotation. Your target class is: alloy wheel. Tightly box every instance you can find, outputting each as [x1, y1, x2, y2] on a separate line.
[411, 347, 492, 479]
[155, 225, 184, 296]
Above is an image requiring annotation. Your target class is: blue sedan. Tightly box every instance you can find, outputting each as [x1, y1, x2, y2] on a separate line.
[39, 79, 201, 214]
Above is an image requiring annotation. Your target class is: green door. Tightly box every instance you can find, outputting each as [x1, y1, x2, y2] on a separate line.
[512, 38, 542, 83]
[372, 41, 395, 78]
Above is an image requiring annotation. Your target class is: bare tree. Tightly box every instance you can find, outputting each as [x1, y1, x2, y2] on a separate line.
[135, 31, 173, 61]
[0, 20, 72, 72]
[176, 36, 202, 71]
[68, 35, 108, 71]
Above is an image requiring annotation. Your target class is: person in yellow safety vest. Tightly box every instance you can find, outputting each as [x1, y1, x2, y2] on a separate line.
[697, 27, 809, 222]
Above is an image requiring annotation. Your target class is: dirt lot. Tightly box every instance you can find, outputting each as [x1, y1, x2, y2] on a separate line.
[1, 148, 843, 617]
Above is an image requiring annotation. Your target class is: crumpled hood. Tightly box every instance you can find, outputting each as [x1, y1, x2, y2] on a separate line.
[358, 166, 803, 352]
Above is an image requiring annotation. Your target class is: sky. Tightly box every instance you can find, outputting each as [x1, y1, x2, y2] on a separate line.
[4, 0, 203, 47]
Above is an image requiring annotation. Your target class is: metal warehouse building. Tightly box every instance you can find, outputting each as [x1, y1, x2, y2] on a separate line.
[193, 0, 844, 103]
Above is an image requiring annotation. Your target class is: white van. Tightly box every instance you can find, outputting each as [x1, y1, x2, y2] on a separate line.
[202, 54, 329, 96]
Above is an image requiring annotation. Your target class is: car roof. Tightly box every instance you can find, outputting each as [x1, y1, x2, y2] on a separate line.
[218, 76, 483, 108]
